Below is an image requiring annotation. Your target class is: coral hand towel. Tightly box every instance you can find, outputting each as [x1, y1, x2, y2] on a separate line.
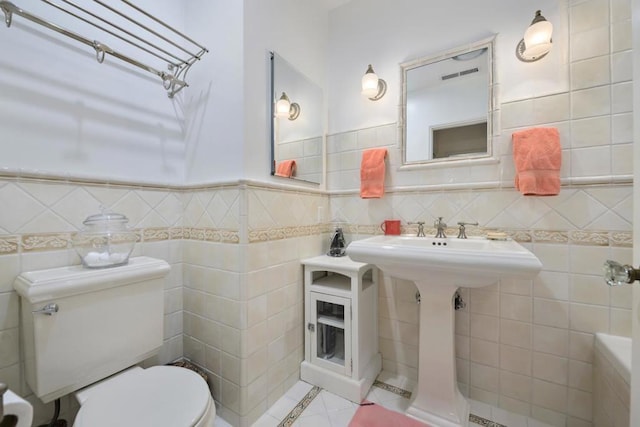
[275, 160, 296, 178]
[512, 127, 561, 196]
[360, 148, 388, 198]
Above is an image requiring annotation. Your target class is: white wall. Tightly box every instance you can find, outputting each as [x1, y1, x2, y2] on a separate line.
[0, 0, 187, 184]
[183, 0, 245, 184]
[327, 0, 568, 135]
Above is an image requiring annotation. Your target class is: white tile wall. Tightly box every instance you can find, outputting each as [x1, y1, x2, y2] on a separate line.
[325, 2, 633, 427]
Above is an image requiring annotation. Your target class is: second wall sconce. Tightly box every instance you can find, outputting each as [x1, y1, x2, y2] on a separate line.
[361, 64, 387, 101]
[516, 10, 553, 62]
[275, 92, 300, 120]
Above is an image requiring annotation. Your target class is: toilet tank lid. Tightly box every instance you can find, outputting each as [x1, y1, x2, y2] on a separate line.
[13, 256, 170, 304]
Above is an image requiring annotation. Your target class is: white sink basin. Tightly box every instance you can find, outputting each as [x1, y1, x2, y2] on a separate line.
[347, 235, 542, 287]
[347, 234, 542, 426]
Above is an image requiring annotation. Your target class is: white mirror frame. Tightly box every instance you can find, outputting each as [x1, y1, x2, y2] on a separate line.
[399, 35, 498, 169]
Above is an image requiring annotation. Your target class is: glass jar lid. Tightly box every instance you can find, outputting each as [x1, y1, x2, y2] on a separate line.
[82, 211, 130, 226]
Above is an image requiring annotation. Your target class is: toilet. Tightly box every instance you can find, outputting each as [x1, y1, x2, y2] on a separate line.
[13, 256, 215, 427]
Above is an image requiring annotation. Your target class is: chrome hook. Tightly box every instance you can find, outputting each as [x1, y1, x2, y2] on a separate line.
[1, 3, 11, 27]
[92, 41, 113, 64]
[161, 72, 174, 90]
[93, 42, 106, 64]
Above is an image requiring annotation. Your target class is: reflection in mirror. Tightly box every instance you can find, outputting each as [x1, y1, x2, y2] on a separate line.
[401, 37, 495, 166]
[270, 52, 323, 184]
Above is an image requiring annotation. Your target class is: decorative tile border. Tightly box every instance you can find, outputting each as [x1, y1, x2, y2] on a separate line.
[611, 232, 633, 247]
[569, 230, 610, 246]
[469, 414, 507, 427]
[532, 230, 569, 244]
[0, 235, 19, 254]
[0, 227, 632, 253]
[248, 224, 330, 243]
[277, 385, 322, 427]
[372, 380, 412, 399]
[183, 227, 239, 243]
[21, 233, 70, 252]
[143, 227, 170, 242]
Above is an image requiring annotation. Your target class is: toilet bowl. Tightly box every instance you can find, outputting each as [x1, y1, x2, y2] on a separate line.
[1, 388, 33, 427]
[73, 366, 215, 427]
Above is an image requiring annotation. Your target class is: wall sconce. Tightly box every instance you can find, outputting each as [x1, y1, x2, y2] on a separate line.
[361, 64, 387, 101]
[275, 92, 300, 120]
[516, 10, 553, 62]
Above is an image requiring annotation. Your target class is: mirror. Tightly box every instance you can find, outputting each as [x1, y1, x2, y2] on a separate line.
[270, 52, 323, 184]
[400, 37, 495, 166]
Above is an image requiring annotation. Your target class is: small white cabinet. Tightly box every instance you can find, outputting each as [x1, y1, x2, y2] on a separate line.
[301, 255, 381, 403]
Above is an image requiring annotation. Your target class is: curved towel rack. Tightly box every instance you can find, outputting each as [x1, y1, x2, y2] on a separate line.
[0, 0, 208, 98]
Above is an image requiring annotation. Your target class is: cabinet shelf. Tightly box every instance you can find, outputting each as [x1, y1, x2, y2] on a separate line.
[311, 274, 373, 298]
[317, 315, 345, 330]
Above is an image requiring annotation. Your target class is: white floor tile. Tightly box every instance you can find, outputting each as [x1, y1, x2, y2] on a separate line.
[527, 418, 555, 427]
[492, 407, 528, 427]
[328, 406, 358, 427]
[468, 398, 492, 419]
[300, 395, 329, 417]
[319, 390, 355, 412]
[284, 380, 313, 401]
[250, 414, 280, 427]
[214, 416, 234, 427]
[266, 395, 299, 421]
[292, 413, 331, 427]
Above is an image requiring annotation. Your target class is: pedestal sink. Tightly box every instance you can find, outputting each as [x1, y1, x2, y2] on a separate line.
[348, 235, 542, 427]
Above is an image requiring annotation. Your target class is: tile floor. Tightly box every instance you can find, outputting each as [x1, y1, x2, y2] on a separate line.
[243, 371, 555, 427]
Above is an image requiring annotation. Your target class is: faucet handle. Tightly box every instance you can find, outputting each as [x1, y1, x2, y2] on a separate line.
[457, 221, 479, 227]
[408, 221, 426, 237]
[456, 221, 479, 239]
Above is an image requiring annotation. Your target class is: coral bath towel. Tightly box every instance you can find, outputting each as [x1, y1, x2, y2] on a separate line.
[512, 127, 561, 196]
[360, 148, 388, 198]
[275, 159, 296, 178]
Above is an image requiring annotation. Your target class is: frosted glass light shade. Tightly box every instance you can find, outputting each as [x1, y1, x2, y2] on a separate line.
[275, 92, 291, 118]
[361, 64, 387, 100]
[523, 20, 553, 57]
[361, 69, 380, 98]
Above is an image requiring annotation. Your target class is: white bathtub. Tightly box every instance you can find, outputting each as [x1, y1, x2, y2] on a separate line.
[593, 333, 631, 427]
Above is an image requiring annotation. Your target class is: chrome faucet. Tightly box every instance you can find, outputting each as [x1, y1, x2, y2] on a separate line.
[434, 217, 447, 238]
[457, 221, 479, 239]
[408, 222, 426, 237]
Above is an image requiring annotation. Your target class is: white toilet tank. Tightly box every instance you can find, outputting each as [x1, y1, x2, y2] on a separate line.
[13, 257, 170, 403]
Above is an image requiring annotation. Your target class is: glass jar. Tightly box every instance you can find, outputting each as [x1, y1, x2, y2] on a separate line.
[72, 211, 137, 268]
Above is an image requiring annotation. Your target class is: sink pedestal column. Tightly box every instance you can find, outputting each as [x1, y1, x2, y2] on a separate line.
[406, 281, 469, 427]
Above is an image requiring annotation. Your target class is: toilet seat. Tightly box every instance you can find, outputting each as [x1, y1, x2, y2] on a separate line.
[73, 366, 214, 427]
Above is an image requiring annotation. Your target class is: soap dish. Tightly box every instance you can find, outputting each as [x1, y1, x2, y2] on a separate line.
[486, 232, 509, 241]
